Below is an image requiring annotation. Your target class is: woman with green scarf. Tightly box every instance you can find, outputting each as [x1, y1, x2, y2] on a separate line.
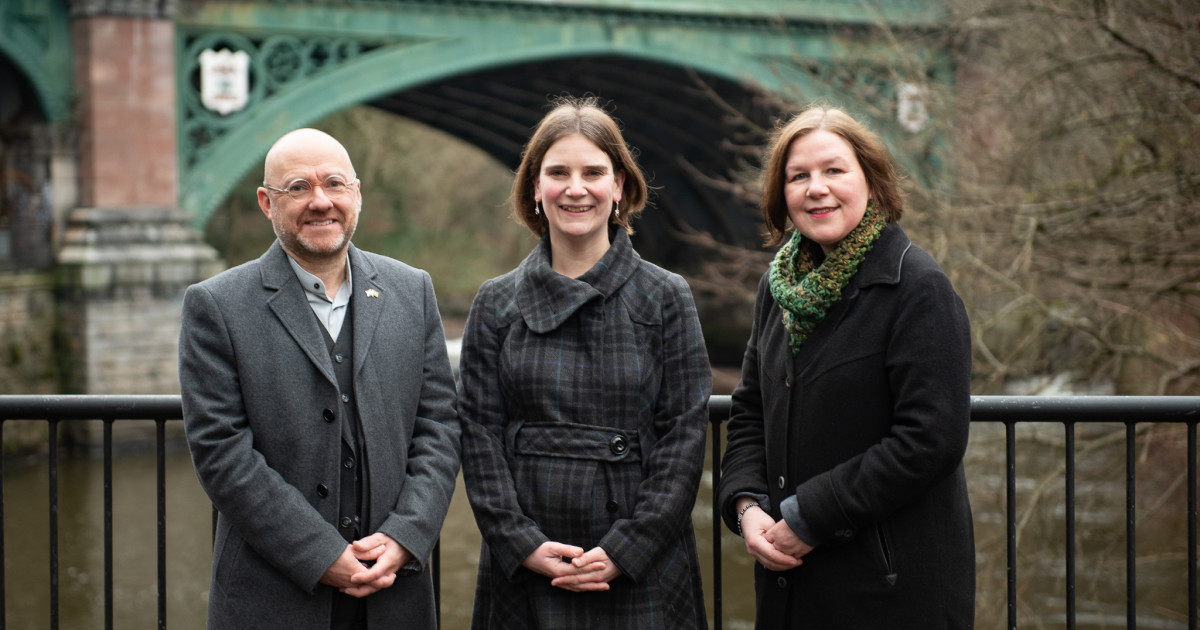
[718, 106, 975, 628]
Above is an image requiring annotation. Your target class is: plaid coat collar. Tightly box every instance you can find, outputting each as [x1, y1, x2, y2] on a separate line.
[515, 227, 641, 333]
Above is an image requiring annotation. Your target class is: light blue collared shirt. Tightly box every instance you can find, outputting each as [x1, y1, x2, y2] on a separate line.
[286, 254, 352, 341]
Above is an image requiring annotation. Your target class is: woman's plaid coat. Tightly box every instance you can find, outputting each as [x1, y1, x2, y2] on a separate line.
[459, 229, 713, 629]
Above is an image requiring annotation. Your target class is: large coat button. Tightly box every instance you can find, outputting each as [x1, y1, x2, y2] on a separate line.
[323, 409, 335, 423]
[606, 500, 619, 514]
[316, 484, 329, 497]
[609, 435, 627, 456]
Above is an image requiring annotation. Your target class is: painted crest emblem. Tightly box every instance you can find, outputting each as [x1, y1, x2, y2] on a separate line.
[199, 48, 250, 115]
[897, 82, 928, 133]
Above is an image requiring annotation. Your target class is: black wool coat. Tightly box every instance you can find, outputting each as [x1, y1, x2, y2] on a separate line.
[459, 229, 713, 629]
[718, 224, 975, 629]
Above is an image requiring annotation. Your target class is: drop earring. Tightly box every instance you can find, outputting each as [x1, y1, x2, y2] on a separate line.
[614, 201, 620, 218]
[535, 201, 541, 215]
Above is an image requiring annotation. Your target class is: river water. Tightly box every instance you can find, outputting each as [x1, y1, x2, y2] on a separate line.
[1, 422, 1192, 629]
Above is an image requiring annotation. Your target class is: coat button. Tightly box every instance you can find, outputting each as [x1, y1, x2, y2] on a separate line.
[323, 408, 335, 423]
[606, 500, 619, 514]
[341, 394, 350, 403]
[777, 476, 786, 489]
[340, 516, 352, 528]
[334, 354, 344, 363]
[777, 577, 788, 589]
[316, 484, 329, 497]
[343, 457, 355, 469]
[609, 435, 627, 456]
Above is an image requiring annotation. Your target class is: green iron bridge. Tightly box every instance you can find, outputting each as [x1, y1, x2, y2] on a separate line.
[2, 0, 946, 260]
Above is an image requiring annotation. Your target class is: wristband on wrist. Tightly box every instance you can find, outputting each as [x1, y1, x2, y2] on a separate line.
[736, 501, 760, 537]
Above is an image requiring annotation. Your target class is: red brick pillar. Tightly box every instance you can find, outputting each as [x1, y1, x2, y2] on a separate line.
[71, 0, 178, 207]
[58, 1, 222, 396]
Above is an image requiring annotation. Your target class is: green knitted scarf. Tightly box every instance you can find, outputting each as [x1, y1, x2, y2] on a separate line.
[768, 204, 888, 354]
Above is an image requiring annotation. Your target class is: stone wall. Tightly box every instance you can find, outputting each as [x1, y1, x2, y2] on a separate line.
[0, 271, 61, 394]
[57, 206, 223, 394]
[81, 288, 187, 395]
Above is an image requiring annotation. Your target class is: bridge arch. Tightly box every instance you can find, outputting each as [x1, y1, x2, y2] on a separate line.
[0, 0, 71, 124]
[180, 30, 823, 241]
[178, 1, 946, 256]
[184, 54, 814, 254]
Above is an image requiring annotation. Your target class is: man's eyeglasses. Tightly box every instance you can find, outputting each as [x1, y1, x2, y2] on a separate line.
[263, 175, 357, 202]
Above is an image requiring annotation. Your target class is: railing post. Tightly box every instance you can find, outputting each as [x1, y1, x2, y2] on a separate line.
[49, 417, 60, 630]
[157, 419, 168, 630]
[1126, 421, 1137, 630]
[712, 418, 723, 630]
[1065, 420, 1077, 630]
[104, 419, 114, 630]
[1189, 421, 1197, 630]
[1, 419, 6, 625]
[433, 541, 441, 629]
[1006, 420, 1017, 630]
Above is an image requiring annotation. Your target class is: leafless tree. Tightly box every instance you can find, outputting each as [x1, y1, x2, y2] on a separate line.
[948, 0, 1200, 395]
[684, 0, 1200, 396]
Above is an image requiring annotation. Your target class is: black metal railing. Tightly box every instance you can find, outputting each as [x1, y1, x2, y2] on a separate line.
[2, 394, 1198, 629]
[1, 395, 179, 630]
[968, 396, 1199, 630]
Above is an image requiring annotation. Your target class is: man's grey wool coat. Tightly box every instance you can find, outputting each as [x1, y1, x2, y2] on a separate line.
[179, 241, 461, 630]
[459, 229, 713, 629]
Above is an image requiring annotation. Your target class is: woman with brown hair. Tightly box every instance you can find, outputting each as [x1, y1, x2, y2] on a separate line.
[718, 105, 975, 628]
[459, 95, 712, 629]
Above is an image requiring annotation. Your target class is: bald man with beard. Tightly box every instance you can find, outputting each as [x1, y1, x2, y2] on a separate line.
[179, 128, 461, 629]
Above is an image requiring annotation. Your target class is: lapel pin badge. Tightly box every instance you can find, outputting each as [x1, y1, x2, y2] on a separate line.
[365, 289, 380, 298]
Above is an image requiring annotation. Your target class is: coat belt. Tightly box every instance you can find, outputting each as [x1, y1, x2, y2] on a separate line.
[508, 420, 642, 463]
